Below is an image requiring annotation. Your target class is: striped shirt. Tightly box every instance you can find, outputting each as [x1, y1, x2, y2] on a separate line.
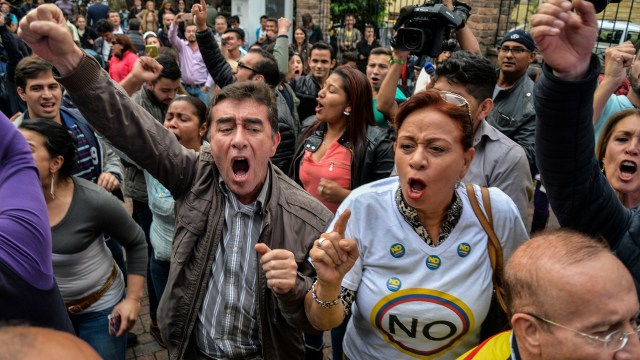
[196, 173, 270, 358]
[63, 114, 100, 182]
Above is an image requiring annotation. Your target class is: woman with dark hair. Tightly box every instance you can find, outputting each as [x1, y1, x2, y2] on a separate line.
[304, 90, 527, 359]
[285, 51, 304, 82]
[158, 0, 174, 23]
[18, 119, 147, 360]
[596, 109, 640, 208]
[290, 65, 395, 213]
[290, 27, 311, 73]
[145, 95, 208, 324]
[177, 0, 186, 13]
[108, 34, 139, 82]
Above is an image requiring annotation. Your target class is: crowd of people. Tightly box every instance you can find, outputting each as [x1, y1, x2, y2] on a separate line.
[1, 0, 640, 359]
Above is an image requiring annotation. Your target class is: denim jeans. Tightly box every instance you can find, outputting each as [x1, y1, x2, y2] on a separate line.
[182, 83, 211, 106]
[150, 253, 171, 302]
[70, 305, 126, 360]
[132, 199, 157, 323]
[331, 315, 351, 360]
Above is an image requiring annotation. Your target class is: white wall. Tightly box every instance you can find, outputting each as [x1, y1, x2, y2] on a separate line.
[231, 0, 292, 46]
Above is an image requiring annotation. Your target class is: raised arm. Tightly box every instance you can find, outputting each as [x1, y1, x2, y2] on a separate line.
[168, 16, 184, 51]
[376, 49, 409, 123]
[192, 0, 234, 88]
[273, 17, 291, 78]
[592, 42, 635, 124]
[531, 0, 631, 244]
[19, 5, 198, 198]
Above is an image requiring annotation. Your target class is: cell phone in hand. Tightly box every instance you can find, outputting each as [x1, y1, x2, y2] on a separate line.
[145, 44, 158, 58]
[108, 312, 121, 336]
[178, 13, 193, 21]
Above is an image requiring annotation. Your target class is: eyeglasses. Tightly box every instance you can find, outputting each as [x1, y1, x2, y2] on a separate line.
[439, 91, 472, 123]
[525, 312, 640, 352]
[237, 62, 258, 74]
[498, 46, 530, 55]
[111, 41, 118, 45]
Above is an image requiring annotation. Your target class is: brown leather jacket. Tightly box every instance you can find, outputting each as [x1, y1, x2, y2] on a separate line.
[59, 54, 333, 360]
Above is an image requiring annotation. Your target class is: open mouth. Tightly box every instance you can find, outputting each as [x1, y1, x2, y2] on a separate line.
[294, 69, 301, 76]
[41, 102, 56, 112]
[370, 76, 379, 84]
[406, 178, 426, 200]
[232, 157, 249, 177]
[620, 160, 637, 180]
[315, 101, 324, 113]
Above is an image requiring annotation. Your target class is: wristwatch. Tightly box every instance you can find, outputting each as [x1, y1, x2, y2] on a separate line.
[389, 56, 406, 65]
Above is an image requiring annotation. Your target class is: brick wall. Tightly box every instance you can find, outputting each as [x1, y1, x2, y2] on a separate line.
[294, 0, 330, 42]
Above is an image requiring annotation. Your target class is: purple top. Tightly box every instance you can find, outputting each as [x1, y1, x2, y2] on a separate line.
[0, 112, 54, 290]
[169, 22, 214, 87]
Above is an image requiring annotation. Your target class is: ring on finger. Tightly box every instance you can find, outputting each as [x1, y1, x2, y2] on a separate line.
[317, 237, 328, 248]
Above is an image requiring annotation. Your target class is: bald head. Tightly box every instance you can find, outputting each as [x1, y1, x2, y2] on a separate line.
[0, 326, 100, 360]
[504, 229, 624, 315]
[505, 230, 640, 359]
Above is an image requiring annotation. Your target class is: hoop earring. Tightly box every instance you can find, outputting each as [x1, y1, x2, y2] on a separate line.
[50, 172, 55, 199]
[343, 111, 350, 116]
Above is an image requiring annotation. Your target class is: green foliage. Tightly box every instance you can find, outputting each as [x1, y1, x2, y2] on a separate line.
[330, 0, 389, 28]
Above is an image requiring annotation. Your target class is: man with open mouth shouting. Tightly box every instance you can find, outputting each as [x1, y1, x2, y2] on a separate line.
[18, 5, 333, 359]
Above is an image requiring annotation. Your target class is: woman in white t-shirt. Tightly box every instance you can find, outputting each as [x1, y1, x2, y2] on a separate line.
[305, 90, 528, 360]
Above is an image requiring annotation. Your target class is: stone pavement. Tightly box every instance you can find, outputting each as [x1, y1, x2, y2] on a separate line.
[127, 287, 168, 360]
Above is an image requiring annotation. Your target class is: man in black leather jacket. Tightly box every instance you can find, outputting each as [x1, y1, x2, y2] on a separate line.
[290, 42, 336, 122]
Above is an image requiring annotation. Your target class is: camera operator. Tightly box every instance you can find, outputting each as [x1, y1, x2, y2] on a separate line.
[376, 0, 480, 122]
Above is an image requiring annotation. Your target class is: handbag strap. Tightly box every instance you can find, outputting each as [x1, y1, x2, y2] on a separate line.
[465, 184, 508, 314]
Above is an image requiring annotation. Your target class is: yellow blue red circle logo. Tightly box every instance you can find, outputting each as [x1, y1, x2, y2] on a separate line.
[370, 288, 475, 358]
[457, 243, 471, 257]
[426, 255, 441, 270]
[387, 277, 402, 292]
[390, 243, 406, 258]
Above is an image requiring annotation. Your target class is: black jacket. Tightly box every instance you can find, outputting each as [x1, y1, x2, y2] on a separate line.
[289, 119, 395, 190]
[535, 55, 640, 298]
[195, 28, 297, 172]
[290, 74, 322, 122]
[307, 24, 324, 44]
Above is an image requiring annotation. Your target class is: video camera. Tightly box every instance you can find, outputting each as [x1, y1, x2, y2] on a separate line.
[588, 0, 622, 13]
[392, 0, 471, 57]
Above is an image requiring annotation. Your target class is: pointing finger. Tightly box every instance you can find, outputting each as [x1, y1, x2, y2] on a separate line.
[332, 209, 351, 236]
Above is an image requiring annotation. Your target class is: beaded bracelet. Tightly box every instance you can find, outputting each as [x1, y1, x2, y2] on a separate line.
[311, 280, 343, 309]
